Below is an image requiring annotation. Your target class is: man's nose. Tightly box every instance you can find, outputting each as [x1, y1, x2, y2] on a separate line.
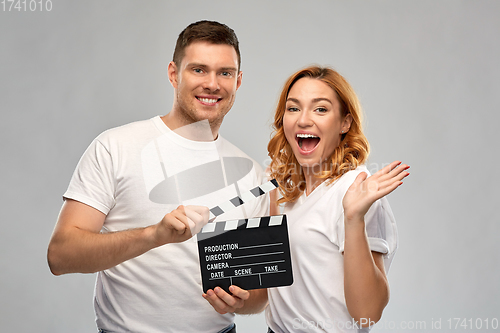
[202, 72, 220, 91]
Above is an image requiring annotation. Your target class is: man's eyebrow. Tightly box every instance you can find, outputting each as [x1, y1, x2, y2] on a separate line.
[186, 63, 208, 69]
[186, 63, 238, 72]
[219, 67, 238, 72]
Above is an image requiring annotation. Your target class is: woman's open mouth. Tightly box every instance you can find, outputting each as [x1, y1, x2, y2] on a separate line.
[296, 133, 320, 153]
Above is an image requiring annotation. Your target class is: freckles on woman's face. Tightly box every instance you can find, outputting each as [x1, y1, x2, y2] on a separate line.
[282, 78, 347, 170]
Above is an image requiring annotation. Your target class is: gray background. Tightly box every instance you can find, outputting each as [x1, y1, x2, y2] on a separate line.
[1, 1, 499, 332]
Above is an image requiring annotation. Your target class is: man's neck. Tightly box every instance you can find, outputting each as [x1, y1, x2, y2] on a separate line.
[161, 113, 219, 141]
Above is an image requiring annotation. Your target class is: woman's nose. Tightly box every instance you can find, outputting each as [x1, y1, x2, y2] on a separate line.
[297, 110, 313, 127]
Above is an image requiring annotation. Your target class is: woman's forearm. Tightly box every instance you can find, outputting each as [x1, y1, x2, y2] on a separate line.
[343, 217, 389, 326]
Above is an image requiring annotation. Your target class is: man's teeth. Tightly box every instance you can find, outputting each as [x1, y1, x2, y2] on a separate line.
[296, 133, 319, 139]
[198, 98, 218, 103]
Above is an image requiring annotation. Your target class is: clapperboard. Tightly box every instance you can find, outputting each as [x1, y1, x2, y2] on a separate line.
[197, 180, 293, 292]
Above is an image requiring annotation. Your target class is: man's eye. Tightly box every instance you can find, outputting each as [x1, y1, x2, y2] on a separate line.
[193, 68, 203, 73]
[220, 71, 232, 77]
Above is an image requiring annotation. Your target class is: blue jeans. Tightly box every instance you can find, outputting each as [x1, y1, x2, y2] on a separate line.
[98, 323, 236, 333]
[219, 323, 236, 333]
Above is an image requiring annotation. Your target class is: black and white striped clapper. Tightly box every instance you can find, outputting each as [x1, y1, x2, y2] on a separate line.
[197, 214, 293, 293]
[208, 179, 279, 222]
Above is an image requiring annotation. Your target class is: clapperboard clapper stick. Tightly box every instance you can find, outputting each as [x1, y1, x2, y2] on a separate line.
[197, 179, 293, 293]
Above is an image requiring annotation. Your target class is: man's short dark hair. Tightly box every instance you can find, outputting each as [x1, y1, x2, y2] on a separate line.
[173, 20, 241, 70]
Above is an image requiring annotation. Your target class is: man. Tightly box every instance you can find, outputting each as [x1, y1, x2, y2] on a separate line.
[47, 21, 268, 333]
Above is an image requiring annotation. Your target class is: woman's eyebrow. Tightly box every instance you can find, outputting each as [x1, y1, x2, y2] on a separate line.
[286, 97, 332, 104]
[311, 97, 332, 104]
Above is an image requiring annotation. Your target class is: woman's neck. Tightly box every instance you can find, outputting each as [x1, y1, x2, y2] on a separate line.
[303, 168, 326, 196]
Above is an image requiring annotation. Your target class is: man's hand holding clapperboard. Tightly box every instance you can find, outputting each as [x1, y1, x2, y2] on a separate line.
[197, 179, 293, 293]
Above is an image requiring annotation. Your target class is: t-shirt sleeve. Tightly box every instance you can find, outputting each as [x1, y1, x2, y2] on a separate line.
[364, 197, 398, 271]
[337, 197, 398, 272]
[335, 167, 399, 272]
[63, 138, 116, 215]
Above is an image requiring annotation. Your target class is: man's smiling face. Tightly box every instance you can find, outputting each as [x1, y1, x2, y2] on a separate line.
[169, 41, 242, 131]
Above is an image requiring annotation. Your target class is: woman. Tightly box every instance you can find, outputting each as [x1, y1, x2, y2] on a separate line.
[265, 66, 409, 332]
[202, 66, 409, 331]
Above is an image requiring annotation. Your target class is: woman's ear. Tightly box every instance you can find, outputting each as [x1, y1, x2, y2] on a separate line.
[341, 113, 353, 134]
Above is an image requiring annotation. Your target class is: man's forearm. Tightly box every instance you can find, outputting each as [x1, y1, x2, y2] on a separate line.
[48, 225, 158, 275]
[48, 200, 208, 275]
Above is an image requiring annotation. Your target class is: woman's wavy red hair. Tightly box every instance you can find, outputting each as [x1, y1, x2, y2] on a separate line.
[267, 66, 370, 203]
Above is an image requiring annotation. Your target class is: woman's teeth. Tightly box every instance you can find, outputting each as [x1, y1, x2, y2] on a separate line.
[296, 134, 319, 139]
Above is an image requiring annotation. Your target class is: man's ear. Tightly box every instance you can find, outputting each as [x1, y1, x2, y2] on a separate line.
[236, 71, 242, 90]
[168, 61, 179, 88]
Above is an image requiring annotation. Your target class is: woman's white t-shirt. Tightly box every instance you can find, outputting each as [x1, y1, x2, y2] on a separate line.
[266, 165, 398, 333]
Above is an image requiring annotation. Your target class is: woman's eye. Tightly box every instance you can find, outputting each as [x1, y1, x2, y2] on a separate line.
[287, 107, 299, 112]
[315, 107, 328, 113]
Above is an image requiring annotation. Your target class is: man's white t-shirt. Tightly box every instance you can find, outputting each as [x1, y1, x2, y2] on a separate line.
[64, 116, 268, 333]
[266, 166, 398, 333]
